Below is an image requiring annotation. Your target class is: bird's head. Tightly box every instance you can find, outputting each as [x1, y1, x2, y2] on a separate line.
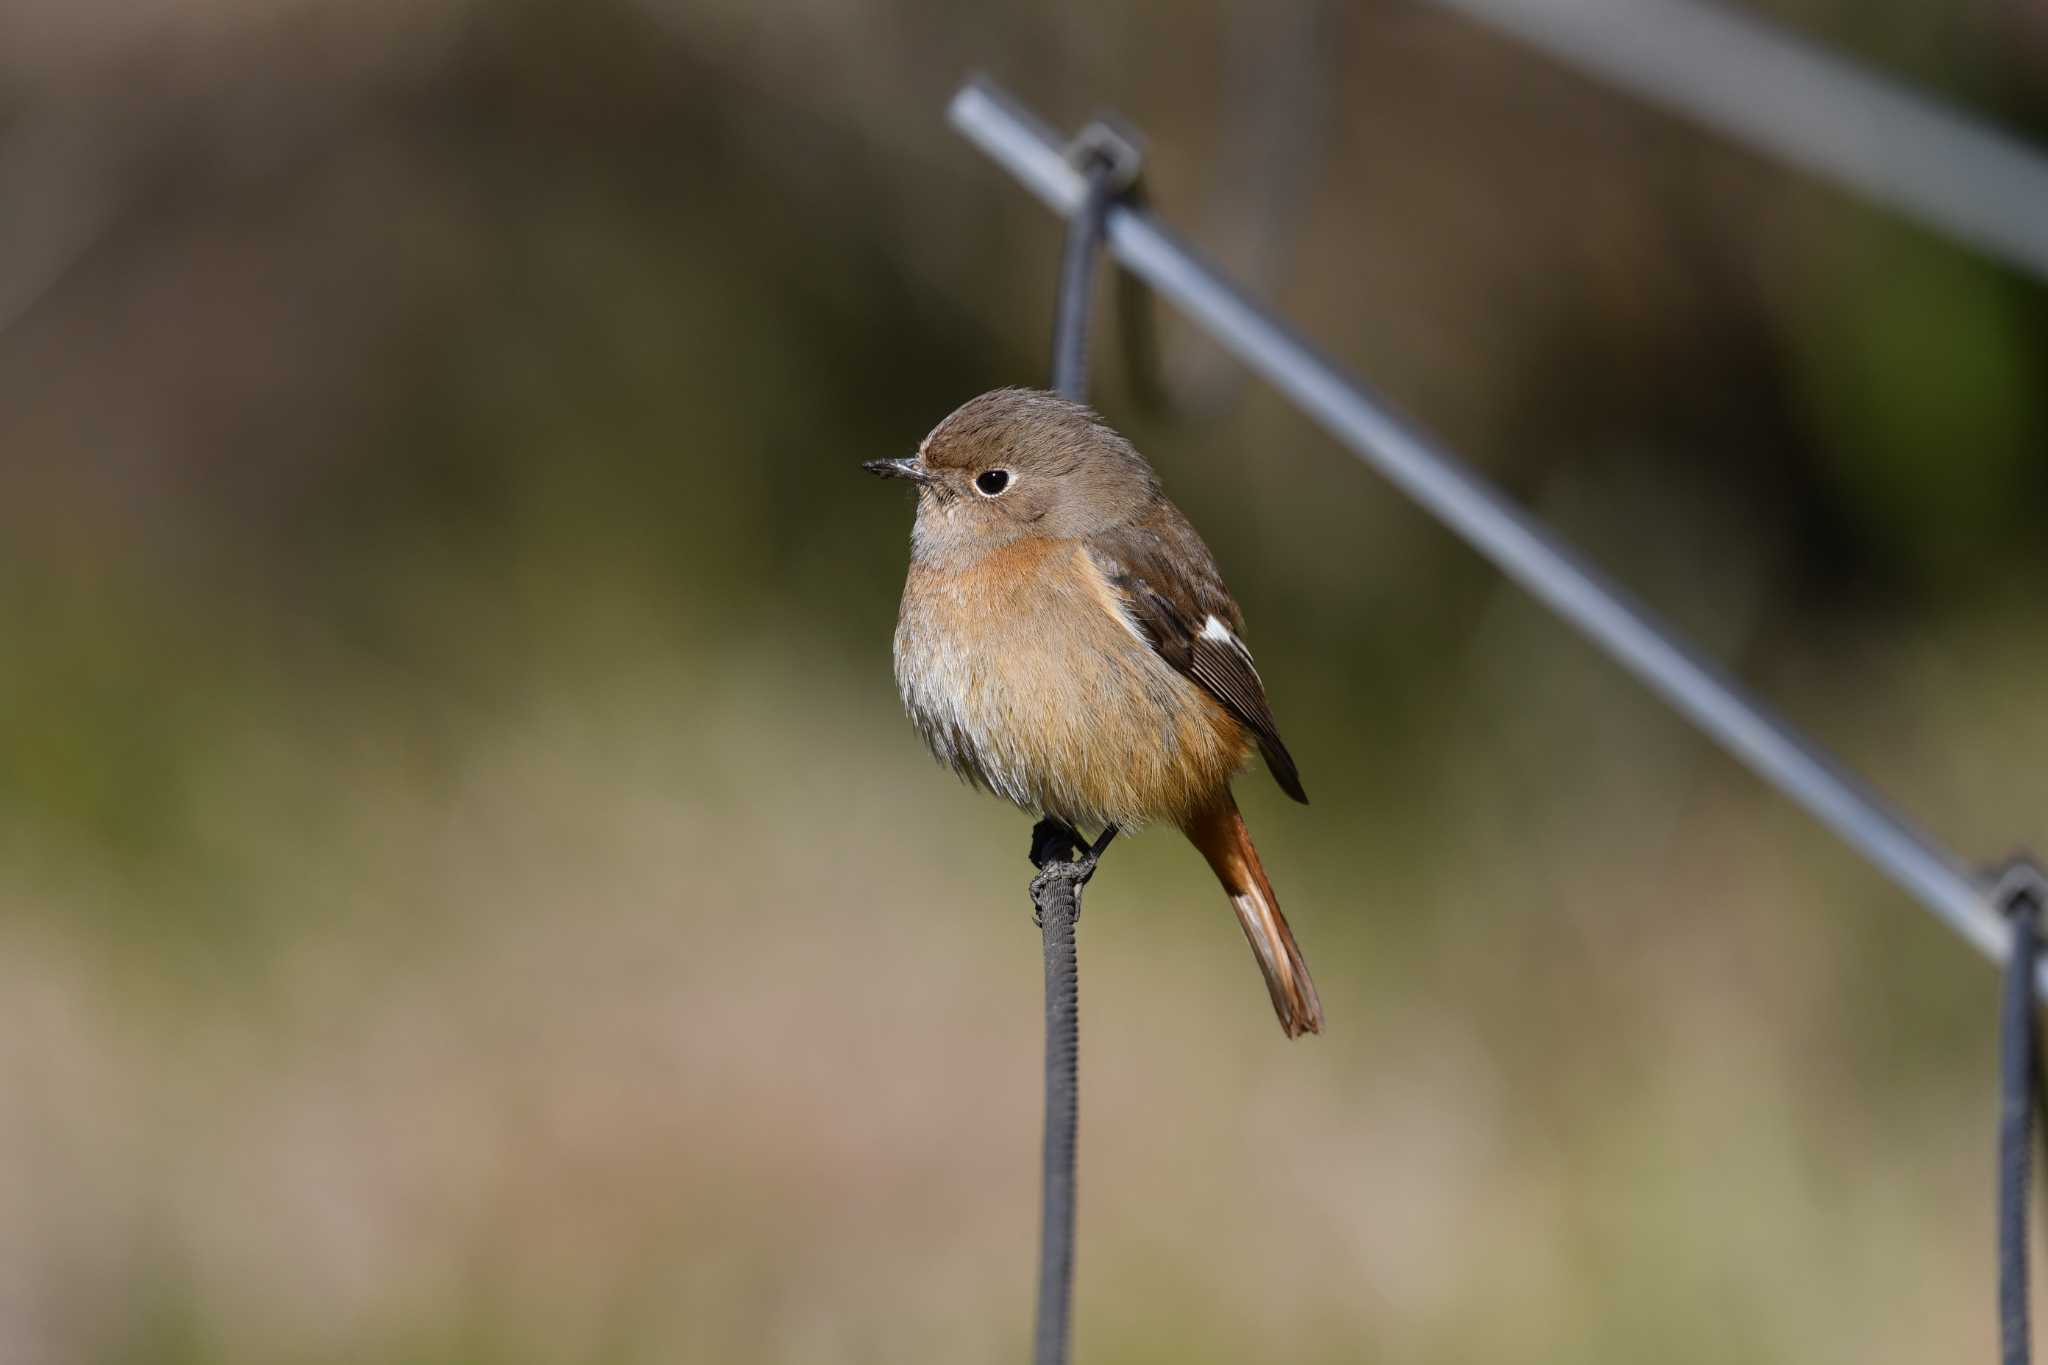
[864, 388, 1159, 564]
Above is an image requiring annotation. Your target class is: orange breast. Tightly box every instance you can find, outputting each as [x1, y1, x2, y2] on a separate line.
[893, 538, 1251, 830]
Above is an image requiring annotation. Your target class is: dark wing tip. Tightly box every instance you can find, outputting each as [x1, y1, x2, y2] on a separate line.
[1262, 739, 1309, 805]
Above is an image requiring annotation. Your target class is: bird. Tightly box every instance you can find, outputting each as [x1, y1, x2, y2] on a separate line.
[865, 388, 1322, 1037]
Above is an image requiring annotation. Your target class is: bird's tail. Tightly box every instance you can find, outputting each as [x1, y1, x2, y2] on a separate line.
[1181, 794, 1323, 1038]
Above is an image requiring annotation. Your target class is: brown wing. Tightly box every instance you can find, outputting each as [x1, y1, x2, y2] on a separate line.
[1087, 506, 1308, 804]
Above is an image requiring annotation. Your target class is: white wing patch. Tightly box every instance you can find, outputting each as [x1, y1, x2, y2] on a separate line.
[1200, 613, 1264, 681]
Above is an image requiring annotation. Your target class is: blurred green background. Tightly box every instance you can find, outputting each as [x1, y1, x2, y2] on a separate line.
[2, 1, 2046, 1361]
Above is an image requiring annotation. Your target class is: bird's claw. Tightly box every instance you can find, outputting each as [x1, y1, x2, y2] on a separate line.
[1029, 854, 1098, 926]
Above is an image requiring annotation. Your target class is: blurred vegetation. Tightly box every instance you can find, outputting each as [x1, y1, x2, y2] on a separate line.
[0, 0, 2045, 1361]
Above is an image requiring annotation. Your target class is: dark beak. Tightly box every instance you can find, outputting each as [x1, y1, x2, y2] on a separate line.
[862, 458, 929, 484]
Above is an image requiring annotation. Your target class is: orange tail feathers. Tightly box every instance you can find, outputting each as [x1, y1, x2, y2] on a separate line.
[1182, 795, 1324, 1038]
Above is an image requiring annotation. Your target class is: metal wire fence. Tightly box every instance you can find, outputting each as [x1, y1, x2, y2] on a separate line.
[951, 74, 2032, 985]
[951, 23, 2048, 1360]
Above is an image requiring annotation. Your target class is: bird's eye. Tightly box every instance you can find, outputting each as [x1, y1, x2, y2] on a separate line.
[974, 469, 1012, 497]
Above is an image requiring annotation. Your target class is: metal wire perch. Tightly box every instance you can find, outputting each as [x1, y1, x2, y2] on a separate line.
[1026, 113, 1143, 1365]
[1997, 856, 2048, 1365]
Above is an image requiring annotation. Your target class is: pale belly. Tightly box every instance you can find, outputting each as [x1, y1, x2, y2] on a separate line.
[892, 539, 1250, 831]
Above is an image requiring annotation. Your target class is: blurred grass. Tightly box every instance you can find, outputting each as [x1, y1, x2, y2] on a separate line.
[2, 504, 2038, 1361]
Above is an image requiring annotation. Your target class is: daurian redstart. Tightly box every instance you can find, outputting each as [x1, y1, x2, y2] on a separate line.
[866, 388, 1322, 1037]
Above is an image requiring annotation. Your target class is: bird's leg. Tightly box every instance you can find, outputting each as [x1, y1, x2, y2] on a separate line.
[1028, 818, 1085, 870]
[1028, 822, 1119, 925]
[1062, 824, 1118, 885]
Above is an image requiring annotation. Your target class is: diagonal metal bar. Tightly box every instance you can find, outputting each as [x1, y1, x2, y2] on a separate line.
[947, 76, 2030, 986]
[1431, 0, 2048, 285]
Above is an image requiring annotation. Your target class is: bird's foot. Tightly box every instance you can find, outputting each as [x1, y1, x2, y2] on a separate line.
[1027, 822, 1119, 926]
[1030, 857, 1097, 925]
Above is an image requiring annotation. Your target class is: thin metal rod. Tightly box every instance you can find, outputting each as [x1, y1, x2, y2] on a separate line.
[948, 77, 2026, 986]
[1034, 146, 1118, 1364]
[1032, 865, 1081, 1365]
[1431, 0, 2048, 286]
[2001, 890, 2039, 1365]
[1050, 159, 1113, 401]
